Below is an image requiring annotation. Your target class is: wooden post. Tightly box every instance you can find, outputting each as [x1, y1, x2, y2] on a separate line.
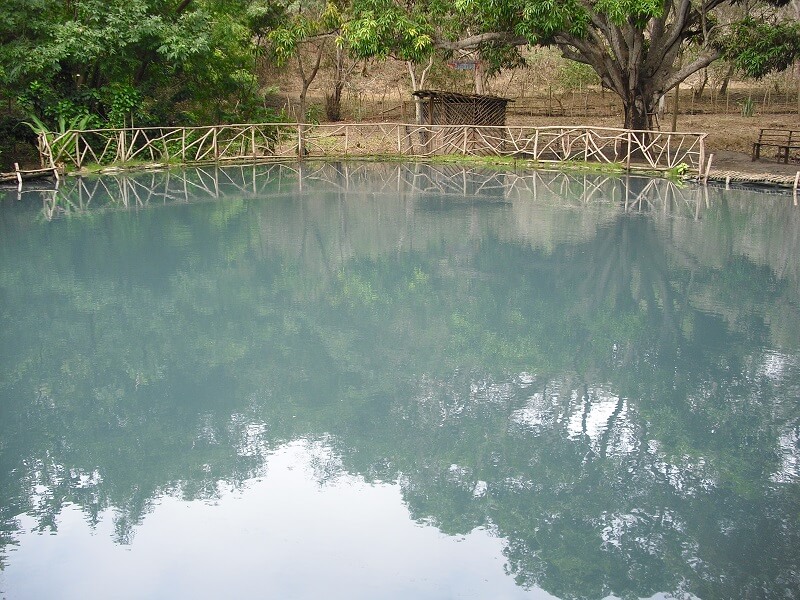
[181, 128, 186, 163]
[14, 163, 22, 192]
[533, 129, 539, 160]
[704, 153, 714, 184]
[297, 124, 305, 158]
[397, 125, 402, 154]
[75, 133, 82, 169]
[698, 136, 705, 180]
[251, 126, 257, 158]
[793, 171, 799, 206]
[625, 130, 632, 168]
[463, 126, 468, 154]
[213, 126, 219, 161]
[345, 125, 349, 154]
[584, 132, 589, 162]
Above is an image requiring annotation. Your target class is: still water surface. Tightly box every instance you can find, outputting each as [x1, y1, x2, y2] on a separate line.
[1, 163, 799, 599]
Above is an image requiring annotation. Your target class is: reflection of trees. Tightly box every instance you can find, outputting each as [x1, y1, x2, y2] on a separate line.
[1, 164, 799, 597]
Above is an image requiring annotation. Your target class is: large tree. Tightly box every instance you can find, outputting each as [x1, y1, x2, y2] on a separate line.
[351, 0, 800, 130]
[443, 0, 800, 129]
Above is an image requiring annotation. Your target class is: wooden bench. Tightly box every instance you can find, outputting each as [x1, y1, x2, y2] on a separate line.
[752, 129, 800, 163]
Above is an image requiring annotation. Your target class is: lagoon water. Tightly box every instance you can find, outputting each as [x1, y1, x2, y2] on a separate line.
[1, 163, 799, 599]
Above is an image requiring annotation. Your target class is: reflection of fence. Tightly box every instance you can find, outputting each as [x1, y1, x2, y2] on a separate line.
[40, 123, 706, 173]
[20, 162, 724, 222]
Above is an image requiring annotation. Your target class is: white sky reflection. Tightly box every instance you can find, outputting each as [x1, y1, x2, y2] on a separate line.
[1, 440, 554, 600]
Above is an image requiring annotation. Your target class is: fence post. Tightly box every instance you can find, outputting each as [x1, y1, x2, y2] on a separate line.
[251, 126, 257, 158]
[297, 124, 305, 158]
[698, 136, 705, 178]
[397, 125, 402, 154]
[625, 130, 632, 169]
[75, 132, 82, 169]
[213, 126, 219, 161]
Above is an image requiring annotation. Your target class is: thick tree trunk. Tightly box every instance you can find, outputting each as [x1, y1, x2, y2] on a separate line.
[623, 91, 655, 159]
[623, 93, 654, 131]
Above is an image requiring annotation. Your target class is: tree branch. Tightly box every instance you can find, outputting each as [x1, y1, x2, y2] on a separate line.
[435, 32, 528, 50]
[661, 48, 722, 92]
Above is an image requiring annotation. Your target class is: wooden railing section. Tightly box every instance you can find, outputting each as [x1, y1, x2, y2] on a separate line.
[39, 123, 707, 173]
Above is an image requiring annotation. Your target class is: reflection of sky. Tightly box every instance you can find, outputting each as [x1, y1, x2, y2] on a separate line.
[2, 440, 554, 600]
[512, 386, 637, 455]
[773, 429, 800, 484]
[566, 391, 624, 443]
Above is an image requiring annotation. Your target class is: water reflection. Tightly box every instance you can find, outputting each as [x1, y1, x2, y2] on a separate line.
[1, 163, 799, 599]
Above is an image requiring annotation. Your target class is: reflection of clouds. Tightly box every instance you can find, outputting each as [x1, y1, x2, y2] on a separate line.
[7, 439, 542, 600]
[772, 428, 800, 484]
[647, 440, 718, 496]
[510, 392, 554, 433]
[757, 350, 793, 382]
[236, 422, 268, 457]
[511, 385, 638, 456]
[599, 508, 703, 590]
[566, 391, 624, 442]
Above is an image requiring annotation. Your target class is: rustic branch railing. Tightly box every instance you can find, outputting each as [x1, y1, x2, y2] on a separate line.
[39, 123, 706, 173]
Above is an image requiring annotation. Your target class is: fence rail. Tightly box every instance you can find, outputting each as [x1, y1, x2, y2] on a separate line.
[39, 123, 706, 173]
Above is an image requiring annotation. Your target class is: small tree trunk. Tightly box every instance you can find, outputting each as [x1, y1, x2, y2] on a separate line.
[406, 56, 434, 125]
[693, 69, 709, 101]
[326, 81, 344, 121]
[474, 59, 486, 95]
[671, 83, 680, 131]
[718, 63, 735, 96]
[326, 45, 347, 121]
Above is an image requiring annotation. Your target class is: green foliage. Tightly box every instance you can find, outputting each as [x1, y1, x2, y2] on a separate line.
[740, 95, 755, 117]
[22, 113, 95, 159]
[268, 1, 344, 65]
[104, 84, 143, 128]
[557, 60, 600, 90]
[0, 0, 281, 139]
[343, 0, 434, 63]
[721, 18, 800, 79]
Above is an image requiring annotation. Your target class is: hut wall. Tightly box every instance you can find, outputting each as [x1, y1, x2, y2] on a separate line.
[413, 91, 511, 155]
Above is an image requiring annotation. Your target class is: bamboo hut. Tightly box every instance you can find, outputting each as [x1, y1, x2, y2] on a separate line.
[411, 90, 513, 154]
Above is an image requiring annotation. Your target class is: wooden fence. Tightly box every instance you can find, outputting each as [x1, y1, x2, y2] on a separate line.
[39, 122, 707, 173]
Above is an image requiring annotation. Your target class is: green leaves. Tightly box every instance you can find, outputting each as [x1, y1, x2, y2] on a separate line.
[0, 0, 281, 131]
[594, 0, 662, 27]
[720, 18, 800, 79]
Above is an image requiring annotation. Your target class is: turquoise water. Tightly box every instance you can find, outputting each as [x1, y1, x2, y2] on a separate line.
[1, 163, 799, 599]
